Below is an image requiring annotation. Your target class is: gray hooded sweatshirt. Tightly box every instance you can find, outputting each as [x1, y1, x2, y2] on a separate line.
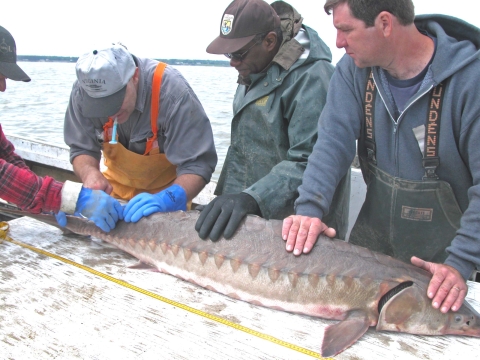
[295, 15, 480, 280]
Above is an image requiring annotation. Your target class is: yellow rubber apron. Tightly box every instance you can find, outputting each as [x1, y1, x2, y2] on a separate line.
[102, 62, 177, 201]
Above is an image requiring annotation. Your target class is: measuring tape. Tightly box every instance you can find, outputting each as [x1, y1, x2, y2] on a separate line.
[0, 222, 329, 359]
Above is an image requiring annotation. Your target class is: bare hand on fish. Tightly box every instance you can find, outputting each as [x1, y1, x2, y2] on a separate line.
[411, 256, 468, 312]
[282, 215, 336, 255]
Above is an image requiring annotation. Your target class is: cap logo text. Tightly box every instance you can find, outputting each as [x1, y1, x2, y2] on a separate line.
[83, 79, 107, 92]
[82, 79, 106, 84]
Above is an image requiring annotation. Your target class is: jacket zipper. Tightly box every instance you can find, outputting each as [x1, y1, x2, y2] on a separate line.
[371, 72, 434, 174]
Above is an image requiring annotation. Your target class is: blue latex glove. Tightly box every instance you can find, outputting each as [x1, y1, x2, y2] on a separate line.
[55, 188, 124, 232]
[123, 184, 187, 223]
[55, 211, 68, 227]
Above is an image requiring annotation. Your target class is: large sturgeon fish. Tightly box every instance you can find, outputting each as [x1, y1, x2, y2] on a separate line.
[3, 207, 480, 357]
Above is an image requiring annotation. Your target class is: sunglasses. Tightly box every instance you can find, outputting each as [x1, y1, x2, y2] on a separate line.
[224, 40, 260, 61]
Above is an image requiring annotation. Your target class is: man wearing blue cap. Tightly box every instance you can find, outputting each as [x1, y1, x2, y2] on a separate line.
[0, 25, 123, 232]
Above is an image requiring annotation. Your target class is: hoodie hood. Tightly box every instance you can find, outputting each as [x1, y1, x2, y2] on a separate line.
[415, 14, 480, 83]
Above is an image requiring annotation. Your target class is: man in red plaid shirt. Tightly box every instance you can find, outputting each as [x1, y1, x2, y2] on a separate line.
[0, 25, 122, 232]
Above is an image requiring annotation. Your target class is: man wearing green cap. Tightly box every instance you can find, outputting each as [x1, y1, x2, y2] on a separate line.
[196, 0, 350, 241]
[0, 25, 123, 232]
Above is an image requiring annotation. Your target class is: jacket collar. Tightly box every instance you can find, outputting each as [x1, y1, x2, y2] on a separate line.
[237, 1, 306, 86]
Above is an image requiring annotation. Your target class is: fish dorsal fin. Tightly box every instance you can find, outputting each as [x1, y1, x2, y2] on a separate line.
[321, 310, 370, 357]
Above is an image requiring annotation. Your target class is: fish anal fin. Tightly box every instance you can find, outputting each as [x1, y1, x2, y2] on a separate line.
[321, 310, 370, 357]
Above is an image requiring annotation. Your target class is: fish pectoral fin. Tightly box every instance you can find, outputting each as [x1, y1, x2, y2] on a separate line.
[321, 310, 371, 357]
[376, 283, 424, 332]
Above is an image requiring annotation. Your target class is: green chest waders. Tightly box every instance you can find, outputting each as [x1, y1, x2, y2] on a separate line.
[348, 70, 462, 263]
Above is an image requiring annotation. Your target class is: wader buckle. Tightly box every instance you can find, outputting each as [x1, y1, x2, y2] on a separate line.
[423, 157, 440, 180]
[367, 148, 377, 164]
[423, 166, 439, 180]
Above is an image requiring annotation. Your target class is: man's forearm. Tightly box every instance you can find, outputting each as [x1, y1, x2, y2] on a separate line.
[174, 174, 206, 202]
[72, 154, 101, 182]
[72, 154, 113, 193]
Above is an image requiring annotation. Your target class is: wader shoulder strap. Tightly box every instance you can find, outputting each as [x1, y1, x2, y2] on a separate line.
[422, 80, 446, 180]
[358, 68, 377, 182]
[144, 62, 168, 155]
[364, 69, 377, 165]
[103, 117, 115, 142]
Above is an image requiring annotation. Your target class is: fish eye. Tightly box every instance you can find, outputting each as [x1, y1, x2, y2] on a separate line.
[455, 315, 463, 323]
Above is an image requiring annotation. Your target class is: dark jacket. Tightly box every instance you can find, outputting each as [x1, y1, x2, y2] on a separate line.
[216, 21, 335, 220]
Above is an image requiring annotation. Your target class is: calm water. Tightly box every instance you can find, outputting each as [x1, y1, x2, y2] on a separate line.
[0, 62, 239, 182]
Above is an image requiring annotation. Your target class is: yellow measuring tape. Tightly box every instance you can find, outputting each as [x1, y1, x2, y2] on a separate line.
[0, 222, 330, 359]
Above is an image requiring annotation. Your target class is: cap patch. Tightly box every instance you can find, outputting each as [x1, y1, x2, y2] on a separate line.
[221, 14, 234, 35]
[0, 37, 14, 56]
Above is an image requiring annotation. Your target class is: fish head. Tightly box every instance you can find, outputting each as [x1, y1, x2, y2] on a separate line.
[444, 300, 480, 337]
[377, 282, 480, 337]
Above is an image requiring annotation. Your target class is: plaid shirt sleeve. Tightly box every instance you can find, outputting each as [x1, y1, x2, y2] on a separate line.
[0, 127, 29, 169]
[0, 127, 63, 213]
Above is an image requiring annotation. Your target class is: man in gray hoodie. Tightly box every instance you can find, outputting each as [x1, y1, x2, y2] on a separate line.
[283, 0, 480, 313]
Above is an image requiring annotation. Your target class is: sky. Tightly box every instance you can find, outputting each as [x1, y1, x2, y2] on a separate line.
[3, 0, 479, 65]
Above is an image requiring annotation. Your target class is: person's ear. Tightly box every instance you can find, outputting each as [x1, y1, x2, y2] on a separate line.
[264, 32, 278, 52]
[376, 11, 394, 37]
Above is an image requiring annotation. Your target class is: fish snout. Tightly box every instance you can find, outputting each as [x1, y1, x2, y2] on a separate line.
[447, 301, 480, 337]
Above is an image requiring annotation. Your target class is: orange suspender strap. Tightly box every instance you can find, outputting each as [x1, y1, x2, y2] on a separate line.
[103, 117, 115, 142]
[144, 62, 168, 155]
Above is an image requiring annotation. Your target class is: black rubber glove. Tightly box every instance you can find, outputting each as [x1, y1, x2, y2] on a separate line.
[195, 193, 260, 241]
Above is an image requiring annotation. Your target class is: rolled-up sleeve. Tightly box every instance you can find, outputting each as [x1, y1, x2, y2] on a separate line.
[64, 82, 103, 163]
[161, 72, 217, 183]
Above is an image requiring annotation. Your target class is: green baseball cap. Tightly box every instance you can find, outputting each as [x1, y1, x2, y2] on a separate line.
[0, 26, 30, 82]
